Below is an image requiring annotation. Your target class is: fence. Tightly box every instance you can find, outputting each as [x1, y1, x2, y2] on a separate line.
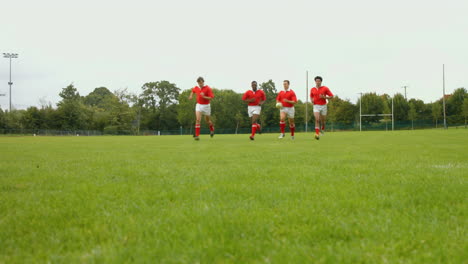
[0, 118, 466, 136]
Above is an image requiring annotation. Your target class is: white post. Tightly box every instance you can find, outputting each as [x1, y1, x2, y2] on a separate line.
[442, 64, 447, 129]
[392, 96, 394, 131]
[359, 93, 362, 131]
[305, 71, 308, 133]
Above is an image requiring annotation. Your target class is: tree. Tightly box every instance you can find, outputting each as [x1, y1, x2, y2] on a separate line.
[2, 110, 24, 130]
[56, 84, 89, 130]
[58, 83, 81, 102]
[140, 81, 180, 130]
[294, 101, 306, 129]
[408, 103, 418, 130]
[105, 88, 135, 132]
[83, 87, 115, 110]
[358, 93, 384, 123]
[392, 93, 409, 121]
[327, 96, 357, 130]
[210, 89, 246, 130]
[327, 97, 341, 124]
[177, 90, 196, 131]
[431, 102, 442, 128]
[463, 97, 468, 128]
[20, 107, 43, 130]
[446, 87, 467, 123]
[0, 108, 5, 129]
[408, 98, 425, 115]
[259, 80, 278, 128]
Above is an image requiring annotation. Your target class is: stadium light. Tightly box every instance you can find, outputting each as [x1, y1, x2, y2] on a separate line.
[3, 53, 19, 112]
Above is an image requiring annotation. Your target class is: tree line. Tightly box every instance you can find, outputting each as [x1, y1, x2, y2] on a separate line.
[0, 80, 467, 133]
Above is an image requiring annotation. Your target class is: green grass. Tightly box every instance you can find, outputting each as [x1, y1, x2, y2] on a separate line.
[1, 130, 467, 263]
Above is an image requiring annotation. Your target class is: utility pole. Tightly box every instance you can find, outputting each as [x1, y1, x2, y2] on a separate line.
[3, 53, 19, 112]
[402, 85, 408, 100]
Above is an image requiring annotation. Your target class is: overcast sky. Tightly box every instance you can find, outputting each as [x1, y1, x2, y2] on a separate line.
[1, 0, 467, 110]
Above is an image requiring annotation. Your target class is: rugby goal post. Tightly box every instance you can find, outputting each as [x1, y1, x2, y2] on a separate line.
[359, 94, 394, 131]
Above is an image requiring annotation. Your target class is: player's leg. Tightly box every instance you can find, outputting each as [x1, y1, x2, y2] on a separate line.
[255, 106, 262, 133]
[320, 114, 327, 134]
[314, 110, 321, 140]
[205, 115, 214, 137]
[320, 105, 328, 133]
[194, 111, 202, 140]
[250, 113, 260, 140]
[314, 111, 321, 135]
[288, 117, 295, 139]
[248, 107, 256, 140]
[279, 111, 287, 138]
[252, 114, 261, 131]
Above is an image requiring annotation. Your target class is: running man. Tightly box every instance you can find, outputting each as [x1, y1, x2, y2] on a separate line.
[242, 81, 266, 140]
[188, 77, 215, 141]
[276, 80, 297, 139]
[310, 76, 334, 140]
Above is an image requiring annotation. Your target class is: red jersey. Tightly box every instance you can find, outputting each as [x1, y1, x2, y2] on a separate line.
[242, 89, 266, 106]
[276, 89, 297, 107]
[192, 85, 214, 105]
[310, 86, 333, 105]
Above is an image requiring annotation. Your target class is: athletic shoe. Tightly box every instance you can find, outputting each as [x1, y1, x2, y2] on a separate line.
[278, 133, 285, 139]
[249, 136, 255, 141]
[291, 136, 295, 140]
[194, 136, 200, 141]
[314, 134, 320, 140]
[210, 131, 214, 138]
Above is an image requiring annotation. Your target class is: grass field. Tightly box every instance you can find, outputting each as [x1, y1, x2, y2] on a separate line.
[0, 130, 467, 263]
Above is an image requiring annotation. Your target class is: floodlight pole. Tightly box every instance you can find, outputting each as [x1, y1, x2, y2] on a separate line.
[442, 64, 447, 129]
[3, 53, 19, 112]
[8, 56, 11, 111]
[305, 71, 308, 132]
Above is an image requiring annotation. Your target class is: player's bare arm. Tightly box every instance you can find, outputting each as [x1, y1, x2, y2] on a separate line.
[200, 92, 212, 100]
[188, 91, 194, 100]
[320, 94, 333, 100]
[283, 99, 297, 104]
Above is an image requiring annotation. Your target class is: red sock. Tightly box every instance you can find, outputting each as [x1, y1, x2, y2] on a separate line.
[321, 124, 325, 131]
[195, 124, 201, 136]
[290, 126, 295, 136]
[315, 127, 320, 134]
[209, 124, 214, 132]
[251, 125, 257, 136]
[256, 123, 261, 130]
[280, 122, 286, 134]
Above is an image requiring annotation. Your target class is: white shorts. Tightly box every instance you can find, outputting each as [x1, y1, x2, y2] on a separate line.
[280, 107, 295, 118]
[313, 104, 328, 115]
[195, 103, 211, 116]
[247, 106, 261, 117]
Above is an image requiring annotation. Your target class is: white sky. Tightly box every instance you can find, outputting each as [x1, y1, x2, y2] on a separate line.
[1, 0, 467, 110]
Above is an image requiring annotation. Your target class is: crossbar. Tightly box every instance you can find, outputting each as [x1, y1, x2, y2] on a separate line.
[360, 114, 393, 117]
